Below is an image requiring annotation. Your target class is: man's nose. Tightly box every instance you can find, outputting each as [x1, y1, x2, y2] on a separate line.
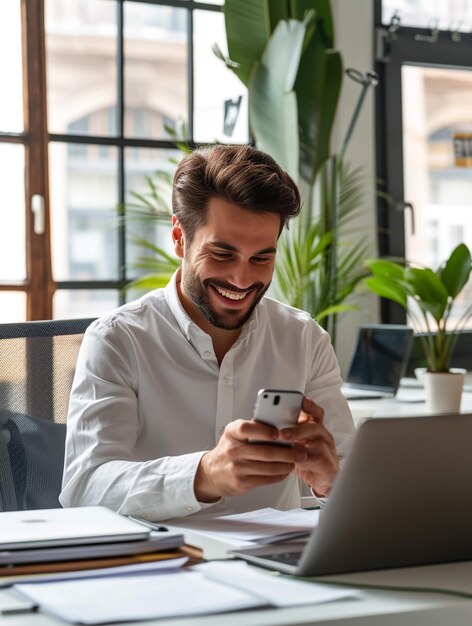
[228, 261, 254, 289]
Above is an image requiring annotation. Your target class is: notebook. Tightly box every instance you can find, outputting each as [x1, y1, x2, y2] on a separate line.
[232, 413, 472, 576]
[0, 506, 150, 550]
[341, 324, 414, 399]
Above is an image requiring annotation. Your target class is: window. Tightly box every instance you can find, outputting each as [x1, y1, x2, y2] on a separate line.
[375, 1, 472, 325]
[0, 0, 248, 321]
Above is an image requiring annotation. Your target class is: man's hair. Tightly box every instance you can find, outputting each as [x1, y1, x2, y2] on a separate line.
[172, 144, 301, 242]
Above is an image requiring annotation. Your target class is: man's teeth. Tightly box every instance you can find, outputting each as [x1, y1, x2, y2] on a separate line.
[215, 286, 247, 301]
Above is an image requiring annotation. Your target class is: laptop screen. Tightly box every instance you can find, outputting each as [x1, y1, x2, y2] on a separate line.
[346, 325, 414, 392]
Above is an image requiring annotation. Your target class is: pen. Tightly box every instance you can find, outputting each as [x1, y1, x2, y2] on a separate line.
[127, 515, 168, 532]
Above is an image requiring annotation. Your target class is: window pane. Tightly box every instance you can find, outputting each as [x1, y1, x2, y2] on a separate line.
[402, 65, 472, 327]
[124, 147, 180, 279]
[0, 1, 23, 133]
[194, 10, 248, 144]
[124, 2, 188, 140]
[49, 142, 119, 281]
[0, 144, 26, 280]
[45, 0, 118, 136]
[53, 289, 119, 319]
[0, 292, 26, 322]
[382, 0, 472, 31]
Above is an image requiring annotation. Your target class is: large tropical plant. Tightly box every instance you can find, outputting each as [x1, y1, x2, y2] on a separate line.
[216, 0, 374, 342]
[364, 243, 472, 372]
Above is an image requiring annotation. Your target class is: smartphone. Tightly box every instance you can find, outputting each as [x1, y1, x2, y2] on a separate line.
[253, 389, 304, 430]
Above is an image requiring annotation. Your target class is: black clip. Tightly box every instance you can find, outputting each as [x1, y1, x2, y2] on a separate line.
[376, 11, 401, 63]
[414, 19, 439, 43]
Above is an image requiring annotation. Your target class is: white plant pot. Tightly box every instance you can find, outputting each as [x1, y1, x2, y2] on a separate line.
[423, 369, 466, 414]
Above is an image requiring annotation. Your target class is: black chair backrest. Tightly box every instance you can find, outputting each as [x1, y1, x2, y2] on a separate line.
[0, 318, 96, 511]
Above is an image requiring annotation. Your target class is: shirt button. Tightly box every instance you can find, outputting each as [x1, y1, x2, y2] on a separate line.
[186, 507, 193, 512]
[204, 350, 211, 357]
[223, 376, 229, 384]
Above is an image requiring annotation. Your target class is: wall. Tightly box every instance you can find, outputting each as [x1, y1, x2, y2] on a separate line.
[331, 0, 380, 375]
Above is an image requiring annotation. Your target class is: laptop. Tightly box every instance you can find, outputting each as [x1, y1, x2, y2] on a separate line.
[0, 506, 151, 550]
[341, 324, 414, 399]
[232, 413, 472, 576]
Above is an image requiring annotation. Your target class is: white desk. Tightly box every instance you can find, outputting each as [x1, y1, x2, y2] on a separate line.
[2, 562, 472, 626]
[348, 378, 472, 427]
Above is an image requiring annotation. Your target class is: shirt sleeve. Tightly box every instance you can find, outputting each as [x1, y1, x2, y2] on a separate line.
[304, 323, 356, 461]
[60, 320, 214, 521]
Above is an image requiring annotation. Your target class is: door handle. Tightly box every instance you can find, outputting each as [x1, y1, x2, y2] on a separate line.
[31, 194, 45, 235]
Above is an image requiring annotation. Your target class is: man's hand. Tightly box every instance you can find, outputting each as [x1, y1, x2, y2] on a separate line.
[194, 420, 308, 503]
[279, 397, 339, 497]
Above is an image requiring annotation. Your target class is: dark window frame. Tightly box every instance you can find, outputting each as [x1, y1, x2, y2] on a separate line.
[374, 0, 472, 324]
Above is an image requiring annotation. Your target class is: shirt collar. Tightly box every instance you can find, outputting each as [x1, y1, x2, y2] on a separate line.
[164, 268, 260, 343]
[164, 268, 194, 341]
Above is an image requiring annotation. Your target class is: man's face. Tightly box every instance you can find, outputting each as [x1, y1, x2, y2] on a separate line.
[173, 197, 280, 331]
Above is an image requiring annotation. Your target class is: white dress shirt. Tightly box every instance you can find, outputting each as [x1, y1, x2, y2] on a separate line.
[60, 270, 355, 520]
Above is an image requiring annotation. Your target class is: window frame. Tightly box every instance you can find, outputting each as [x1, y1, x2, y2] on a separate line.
[374, 0, 472, 323]
[0, 0, 225, 321]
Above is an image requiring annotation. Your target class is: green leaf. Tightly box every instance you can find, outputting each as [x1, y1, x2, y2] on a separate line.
[316, 303, 357, 322]
[249, 18, 308, 179]
[126, 273, 175, 292]
[290, 0, 334, 46]
[439, 243, 472, 299]
[297, 43, 342, 183]
[364, 259, 405, 280]
[223, 0, 273, 86]
[405, 268, 449, 322]
[364, 276, 408, 308]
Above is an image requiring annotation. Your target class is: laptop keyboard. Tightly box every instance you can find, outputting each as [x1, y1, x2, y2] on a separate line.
[261, 550, 302, 566]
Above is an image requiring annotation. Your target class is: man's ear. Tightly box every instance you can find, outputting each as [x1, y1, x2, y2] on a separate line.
[172, 216, 185, 259]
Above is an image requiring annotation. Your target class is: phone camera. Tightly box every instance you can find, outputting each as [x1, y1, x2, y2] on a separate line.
[263, 394, 268, 399]
[273, 395, 280, 406]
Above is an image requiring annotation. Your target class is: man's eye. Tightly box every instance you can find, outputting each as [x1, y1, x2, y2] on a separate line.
[214, 252, 232, 259]
[252, 256, 271, 263]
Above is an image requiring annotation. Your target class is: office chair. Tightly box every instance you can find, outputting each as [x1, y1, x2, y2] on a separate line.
[0, 318, 95, 511]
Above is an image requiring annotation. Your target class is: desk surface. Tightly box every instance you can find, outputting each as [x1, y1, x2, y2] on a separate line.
[2, 567, 472, 626]
[348, 378, 472, 426]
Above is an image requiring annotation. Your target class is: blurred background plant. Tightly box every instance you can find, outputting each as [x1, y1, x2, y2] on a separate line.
[216, 0, 378, 345]
[121, 124, 190, 295]
[364, 243, 472, 372]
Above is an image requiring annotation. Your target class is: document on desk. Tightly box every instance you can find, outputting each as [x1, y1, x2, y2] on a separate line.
[165, 507, 320, 547]
[13, 562, 358, 624]
[14, 571, 268, 623]
[194, 561, 359, 607]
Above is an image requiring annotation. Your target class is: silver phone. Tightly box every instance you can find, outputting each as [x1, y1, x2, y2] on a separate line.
[253, 389, 304, 430]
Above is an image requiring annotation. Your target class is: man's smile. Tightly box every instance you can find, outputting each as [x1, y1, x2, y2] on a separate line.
[213, 285, 250, 301]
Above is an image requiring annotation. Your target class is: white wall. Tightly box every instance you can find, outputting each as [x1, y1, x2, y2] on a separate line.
[331, 0, 380, 375]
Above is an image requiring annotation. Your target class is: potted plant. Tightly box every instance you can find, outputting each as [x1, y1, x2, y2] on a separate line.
[364, 243, 472, 413]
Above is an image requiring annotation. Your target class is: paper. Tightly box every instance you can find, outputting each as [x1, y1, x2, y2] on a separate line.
[1, 557, 187, 589]
[14, 561, 358, 624]
[14, 570, 267, 624]
[195, 561, 359, 607]
[165, 507, 320, 547]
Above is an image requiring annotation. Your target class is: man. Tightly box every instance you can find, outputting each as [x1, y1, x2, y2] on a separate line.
[60, 144, 355, 520]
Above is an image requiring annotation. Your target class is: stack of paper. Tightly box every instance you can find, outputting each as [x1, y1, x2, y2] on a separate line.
[13, 561, 357, 624]
[165, 507, 320, 547]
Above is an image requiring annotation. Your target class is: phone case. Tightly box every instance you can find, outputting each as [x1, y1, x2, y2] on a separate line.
[253, 389, 303, 429]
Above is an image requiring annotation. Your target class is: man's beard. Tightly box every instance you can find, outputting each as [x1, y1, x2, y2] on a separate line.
[183, 272, 269, 330]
